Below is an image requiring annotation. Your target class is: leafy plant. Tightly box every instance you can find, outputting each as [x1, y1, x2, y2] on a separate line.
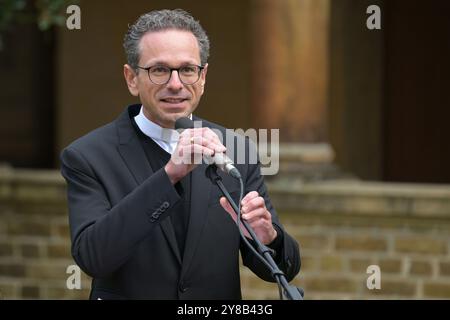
[0, 0, 28, 31]
[0, 0, 78, 48]
[1, 0, 78, 30]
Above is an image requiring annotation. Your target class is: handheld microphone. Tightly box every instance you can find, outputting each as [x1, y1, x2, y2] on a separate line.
[175, 117, 241, 179]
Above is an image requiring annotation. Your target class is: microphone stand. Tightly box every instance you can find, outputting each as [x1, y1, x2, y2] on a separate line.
[205, 165, 303, 300]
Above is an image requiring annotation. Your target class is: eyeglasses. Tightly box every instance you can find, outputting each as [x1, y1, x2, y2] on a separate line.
[137, 64, 205, 85]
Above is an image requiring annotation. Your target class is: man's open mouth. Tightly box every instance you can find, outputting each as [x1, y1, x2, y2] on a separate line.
[160, 98, 187, 103]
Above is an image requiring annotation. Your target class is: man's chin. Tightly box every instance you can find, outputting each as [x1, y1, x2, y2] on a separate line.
[162, 111, 192, 128]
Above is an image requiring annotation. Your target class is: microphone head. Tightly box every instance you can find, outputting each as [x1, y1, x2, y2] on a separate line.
[175, 117, 194, 130]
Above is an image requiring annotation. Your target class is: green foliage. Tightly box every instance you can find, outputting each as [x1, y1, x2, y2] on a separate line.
[0, 0, 78, 31]
[0, 0, 27, 30]
[35, 0, 73, 30]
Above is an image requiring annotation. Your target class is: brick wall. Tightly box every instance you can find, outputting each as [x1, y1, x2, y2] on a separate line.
[242, 211, 450, 299]
[1, 167, 450, 299]
[0, 167, 90, 299]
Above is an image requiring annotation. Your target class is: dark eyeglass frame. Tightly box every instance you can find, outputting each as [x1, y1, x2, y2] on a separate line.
[137, 64, 205, 85]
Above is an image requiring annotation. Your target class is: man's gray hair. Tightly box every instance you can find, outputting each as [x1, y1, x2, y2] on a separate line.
[123, 9, 210, 70]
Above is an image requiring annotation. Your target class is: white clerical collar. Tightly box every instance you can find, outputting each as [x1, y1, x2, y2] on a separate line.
[134, 106, 192, 143]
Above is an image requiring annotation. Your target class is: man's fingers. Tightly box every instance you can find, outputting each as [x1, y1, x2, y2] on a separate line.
[219, 196, 233, 214]
[194, 136, 226, 154]
[241, 191, 259, 206]
[172, 145, 214, 165]
[241, 196, 265, 213]
[241, 207, 268, 221]
[220, 197, 251, 238]
[246, 219, 267, 230]
[180, 129, 226, 153]
[202, 128, 224, 148]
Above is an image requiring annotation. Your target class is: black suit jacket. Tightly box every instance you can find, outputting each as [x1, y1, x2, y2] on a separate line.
[60, 104, 300, 299]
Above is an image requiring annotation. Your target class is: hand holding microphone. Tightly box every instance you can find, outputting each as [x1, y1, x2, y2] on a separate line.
[169, 117, 275, 245]
[164, 117, 233, 184]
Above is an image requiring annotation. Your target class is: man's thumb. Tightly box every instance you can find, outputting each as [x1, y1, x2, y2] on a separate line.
[219, 197, 250, 238]
[219, 196, 234, 215]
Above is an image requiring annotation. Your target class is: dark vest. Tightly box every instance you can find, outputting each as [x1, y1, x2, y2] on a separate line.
[132, 119, 191, 257]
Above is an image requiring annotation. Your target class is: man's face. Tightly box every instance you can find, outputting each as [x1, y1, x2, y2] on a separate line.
[124, 29, 208, 128]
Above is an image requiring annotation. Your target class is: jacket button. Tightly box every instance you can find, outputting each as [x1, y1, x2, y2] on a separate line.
[287, 258, 293, 272]
[179, 282, 189, 293]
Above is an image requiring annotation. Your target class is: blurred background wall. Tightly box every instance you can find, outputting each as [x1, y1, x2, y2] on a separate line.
[2, 0, 450, 183]
[1, 0, 450, 299]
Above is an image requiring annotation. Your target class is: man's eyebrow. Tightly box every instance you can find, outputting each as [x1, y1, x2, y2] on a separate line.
[142, 60, 200, 67]
[147, 60, 167, 66]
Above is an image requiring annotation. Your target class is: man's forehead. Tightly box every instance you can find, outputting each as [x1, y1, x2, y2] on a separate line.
[140, 29, 198, 48]
[138, 29, 201, 64]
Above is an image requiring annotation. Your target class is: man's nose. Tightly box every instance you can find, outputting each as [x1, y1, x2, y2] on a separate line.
[166, 70, 183, 90]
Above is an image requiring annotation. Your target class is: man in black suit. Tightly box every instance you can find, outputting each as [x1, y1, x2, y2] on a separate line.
[60, 9, 300, 299]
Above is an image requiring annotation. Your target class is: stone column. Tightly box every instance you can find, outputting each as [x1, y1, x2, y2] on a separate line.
[250, 0, 340, 182]
[250, 0, 330, 143]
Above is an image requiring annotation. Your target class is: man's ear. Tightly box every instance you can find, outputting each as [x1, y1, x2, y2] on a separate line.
[124, 64, 139, 96]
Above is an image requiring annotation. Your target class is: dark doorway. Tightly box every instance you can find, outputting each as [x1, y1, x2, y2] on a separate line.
[384, 0, 450, 183]
[0, 23, 55, 169]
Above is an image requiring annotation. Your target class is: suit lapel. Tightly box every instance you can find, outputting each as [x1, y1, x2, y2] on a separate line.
[181, 163, 212, 278]
[117, 140, 150, 186]
[160, 218, 182, 265]
[115, 105, 182, 266]
[116, 105, 151, 186]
